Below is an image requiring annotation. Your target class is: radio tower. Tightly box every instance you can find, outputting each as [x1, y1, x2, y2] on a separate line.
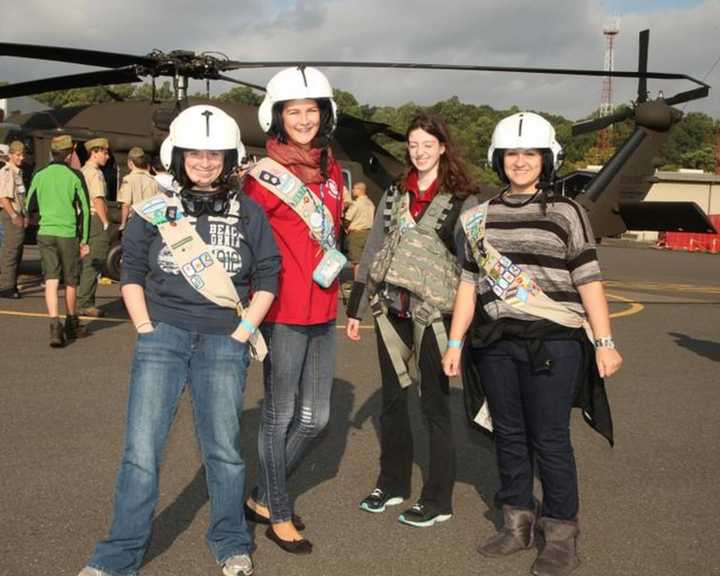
[598, 18, 620, 158]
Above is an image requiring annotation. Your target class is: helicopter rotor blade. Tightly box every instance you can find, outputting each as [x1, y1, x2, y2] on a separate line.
[0, 69, 142, 99]
[214, 74, 266, 92]
[572, 108, 635, 136]
[663, 85, 710, 107]
[226, 60, 707, 85]
[0, 42, 154, 68]
[637, 30, 649, 104]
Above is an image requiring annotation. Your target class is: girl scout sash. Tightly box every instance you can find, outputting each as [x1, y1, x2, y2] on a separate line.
[460, 202, 596, 430]
[460, 201, 595, 343]
[249, 158, 346, 287]
[133, 194, 268, 361]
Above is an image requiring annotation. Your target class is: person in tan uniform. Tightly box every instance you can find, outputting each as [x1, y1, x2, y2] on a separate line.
[0, 141, 28, 298]
[78, 137, 111, 317]
[343, 181, 375, 277]
[117, 146, 160, 230]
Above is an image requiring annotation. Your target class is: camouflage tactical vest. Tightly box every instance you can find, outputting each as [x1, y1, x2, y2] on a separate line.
[368, 188, 459, 314]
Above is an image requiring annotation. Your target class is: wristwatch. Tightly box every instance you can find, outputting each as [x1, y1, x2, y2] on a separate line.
[594, 336, 616, 349]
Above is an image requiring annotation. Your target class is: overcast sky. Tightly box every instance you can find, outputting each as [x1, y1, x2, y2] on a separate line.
[2, 0, 718, 121]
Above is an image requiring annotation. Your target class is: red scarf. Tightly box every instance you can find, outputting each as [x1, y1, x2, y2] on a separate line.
[406, 170, 440, 220]
[266, 138, 331, 184]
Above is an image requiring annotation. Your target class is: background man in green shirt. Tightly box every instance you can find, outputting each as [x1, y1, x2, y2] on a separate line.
[25, 134, 91, 347]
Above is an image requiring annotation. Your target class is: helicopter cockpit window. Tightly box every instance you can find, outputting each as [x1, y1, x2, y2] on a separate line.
[369, 154, 379, 173]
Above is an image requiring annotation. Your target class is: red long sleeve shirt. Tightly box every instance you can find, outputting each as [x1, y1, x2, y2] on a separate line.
[244, 159, 344, 325]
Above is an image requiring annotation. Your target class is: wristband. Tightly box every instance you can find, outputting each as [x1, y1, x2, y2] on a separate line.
[447, 339, 463, 349]
[594, 336, 615, 349]
[135, 320, 152, 331]
[240, 318, 257, 335]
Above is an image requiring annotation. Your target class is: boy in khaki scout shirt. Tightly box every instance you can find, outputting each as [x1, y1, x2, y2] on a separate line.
[117, 146, 159, 230]
[0, 141, 28, 298]
[78, 137, 111, 317]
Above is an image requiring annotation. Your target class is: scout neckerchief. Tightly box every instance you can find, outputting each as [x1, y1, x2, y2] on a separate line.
[460, 201, 595, 342]
[133, 193, 267, 361]
[249, 157, 346, 287]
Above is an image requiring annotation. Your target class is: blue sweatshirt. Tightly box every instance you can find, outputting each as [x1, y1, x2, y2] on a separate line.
[121, 191, 281, 334]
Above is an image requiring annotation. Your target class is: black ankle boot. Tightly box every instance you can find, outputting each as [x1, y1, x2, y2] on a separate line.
[65, 315, 89, 340]
[49, 319, 66, 348]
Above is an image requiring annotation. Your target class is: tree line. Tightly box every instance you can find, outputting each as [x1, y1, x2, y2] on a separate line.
[32, 82, 720, 184]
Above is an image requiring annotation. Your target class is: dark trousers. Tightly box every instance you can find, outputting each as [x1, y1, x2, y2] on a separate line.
[78, 215, 109, 308]
[0, 210, 25, 291]
[375, 314, 456, 513]
[472, 339, 581, 520]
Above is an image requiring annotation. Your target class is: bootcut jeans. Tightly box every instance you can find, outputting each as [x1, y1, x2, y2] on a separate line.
[87, 321, 252, 576]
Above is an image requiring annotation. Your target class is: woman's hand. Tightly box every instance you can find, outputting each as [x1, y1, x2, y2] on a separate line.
[346, 318, 361, 341]
[442, 348, 462, 377]
[136, 322, 155, 334]
[596, 347, 623, 378]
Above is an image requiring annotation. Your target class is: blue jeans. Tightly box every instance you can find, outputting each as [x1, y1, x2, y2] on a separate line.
[472, 339, 581, 520]
[252, 321, 335, 523]
[88, 322, 251, 576]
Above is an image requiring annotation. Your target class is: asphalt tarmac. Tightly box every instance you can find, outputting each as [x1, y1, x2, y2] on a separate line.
[1, 245, 719, 576]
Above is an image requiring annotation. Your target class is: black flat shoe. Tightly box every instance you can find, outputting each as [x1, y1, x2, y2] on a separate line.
[244, 502, 306, 531]
[265, 526, 312, 555]
[0, 289, 21, 299]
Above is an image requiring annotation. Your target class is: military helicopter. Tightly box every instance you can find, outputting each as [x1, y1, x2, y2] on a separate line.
[0, 30, 714, 277]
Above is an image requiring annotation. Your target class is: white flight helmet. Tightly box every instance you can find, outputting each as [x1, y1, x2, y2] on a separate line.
[161, 104, 246, 170]
[258, 66, 337, 133]
[487, 112, 563, 172]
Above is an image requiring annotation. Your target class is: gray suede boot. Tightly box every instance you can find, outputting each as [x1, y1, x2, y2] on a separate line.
[531, 517, 580, 576]
[478, 505, 536, 557]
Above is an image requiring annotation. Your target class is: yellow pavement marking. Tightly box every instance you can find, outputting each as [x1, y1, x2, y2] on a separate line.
[606, 292, 645, 319]
[0, 309, 376, 329]
[0, 310, 126, 322]
[604, 280, 720, 295]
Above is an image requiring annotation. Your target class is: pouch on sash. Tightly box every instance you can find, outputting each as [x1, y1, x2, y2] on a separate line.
[312, 248, 346, 288]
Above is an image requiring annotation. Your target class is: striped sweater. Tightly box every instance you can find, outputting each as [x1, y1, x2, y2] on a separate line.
[458, 193, 601, 322]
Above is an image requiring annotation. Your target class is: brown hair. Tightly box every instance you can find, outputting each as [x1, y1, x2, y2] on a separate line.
[130, 154, 150, 169]
[403, 113, 474, 199]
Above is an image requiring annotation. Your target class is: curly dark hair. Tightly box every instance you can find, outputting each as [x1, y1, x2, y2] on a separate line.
[403, 113, 475, 199]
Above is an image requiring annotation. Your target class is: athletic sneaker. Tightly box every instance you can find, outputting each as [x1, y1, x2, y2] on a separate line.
[223, 554, 254, 576]
[359, 488, 405, 513]
[398, 501, 452, 527]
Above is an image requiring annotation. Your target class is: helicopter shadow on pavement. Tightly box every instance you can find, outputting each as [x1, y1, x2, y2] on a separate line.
[351, 384, 503, 529]
[668, 331, 720, 363]
[141, 378, 356, 565]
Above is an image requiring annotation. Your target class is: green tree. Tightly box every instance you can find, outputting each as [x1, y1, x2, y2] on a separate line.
[216, 86, 262, 106]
